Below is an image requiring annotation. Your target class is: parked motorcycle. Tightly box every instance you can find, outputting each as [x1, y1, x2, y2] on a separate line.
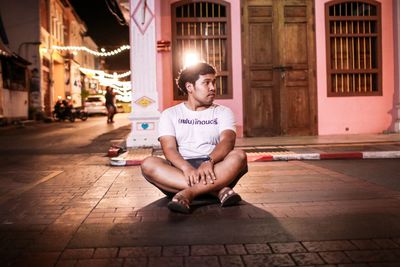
[52, 99, 88, 122]
[74, 108, 88, 121]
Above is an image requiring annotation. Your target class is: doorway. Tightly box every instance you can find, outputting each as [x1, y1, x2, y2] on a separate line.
[242, 0, 317, 136]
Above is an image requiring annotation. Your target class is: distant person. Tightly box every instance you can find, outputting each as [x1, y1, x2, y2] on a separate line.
[105, 87, 116, 123]
[140, 62, 248, 213]
[54, 97, 62, 114]
[63, 96, 73, 117]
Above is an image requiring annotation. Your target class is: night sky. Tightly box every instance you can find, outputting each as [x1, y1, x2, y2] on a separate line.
[69, 0, 130, 71]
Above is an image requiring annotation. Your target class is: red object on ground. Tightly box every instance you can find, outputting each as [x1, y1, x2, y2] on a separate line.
[108, 146, 123, 157]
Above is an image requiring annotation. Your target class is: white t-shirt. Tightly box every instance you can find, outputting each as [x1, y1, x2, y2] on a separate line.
[158, 103, 236, 159]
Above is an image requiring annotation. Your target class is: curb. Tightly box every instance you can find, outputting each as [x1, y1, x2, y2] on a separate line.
[248, 151, 400, 162]
[110, 158, 143, 166]
[110, 148, 152, 166]
[110, 150, 400, 166]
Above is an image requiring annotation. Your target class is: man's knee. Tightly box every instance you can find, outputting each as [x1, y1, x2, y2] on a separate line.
[140, 156, 159, 176]
[229, 149, 247, 164]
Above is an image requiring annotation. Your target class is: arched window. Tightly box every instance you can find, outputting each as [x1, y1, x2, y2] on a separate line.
[325, 0, 382, 96]
[172, 0, 232, 99]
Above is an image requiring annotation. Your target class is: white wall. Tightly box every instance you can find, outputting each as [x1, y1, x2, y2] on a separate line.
[0, 0, 39, 120]
[2, 89, 28, 119]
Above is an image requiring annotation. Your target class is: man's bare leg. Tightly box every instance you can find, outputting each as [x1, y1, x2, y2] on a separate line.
[141, 149, 247, 205]
[141, 157, 189, 193]
[175, 150, 247, 202]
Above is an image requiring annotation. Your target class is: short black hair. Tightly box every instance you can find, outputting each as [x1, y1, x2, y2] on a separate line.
[176, 62, 216, 94]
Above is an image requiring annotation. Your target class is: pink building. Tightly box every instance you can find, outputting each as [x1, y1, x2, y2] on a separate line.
[117, 0, 400, 147]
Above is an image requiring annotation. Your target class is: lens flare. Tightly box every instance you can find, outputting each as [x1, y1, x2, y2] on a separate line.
[183, 52, 200, 68]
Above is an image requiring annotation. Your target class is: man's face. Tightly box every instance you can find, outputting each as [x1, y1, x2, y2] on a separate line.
[187, 73, 216, 106]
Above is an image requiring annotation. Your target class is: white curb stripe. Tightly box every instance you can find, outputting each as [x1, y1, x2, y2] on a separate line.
[362, 151, 400, 159]
[273, 153, 320, 161]
[110, 158, 127, 166]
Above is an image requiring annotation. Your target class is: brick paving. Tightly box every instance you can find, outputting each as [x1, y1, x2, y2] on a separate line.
[0, 159, 399, 266]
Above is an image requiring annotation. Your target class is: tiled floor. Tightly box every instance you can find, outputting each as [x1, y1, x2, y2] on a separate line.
[0, 159, 400, 266]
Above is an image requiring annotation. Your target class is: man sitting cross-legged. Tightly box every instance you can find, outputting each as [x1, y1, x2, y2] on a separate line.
[141, 62, 248, 213]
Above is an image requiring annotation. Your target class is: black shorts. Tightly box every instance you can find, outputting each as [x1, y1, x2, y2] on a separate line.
[142, 157, 248, 198]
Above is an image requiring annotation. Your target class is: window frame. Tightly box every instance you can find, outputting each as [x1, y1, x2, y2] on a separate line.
[171, 0, 233, 100]
[325, 0, 382, 97]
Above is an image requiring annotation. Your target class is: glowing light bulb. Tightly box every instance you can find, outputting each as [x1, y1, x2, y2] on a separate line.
[183, 52, 200, 68]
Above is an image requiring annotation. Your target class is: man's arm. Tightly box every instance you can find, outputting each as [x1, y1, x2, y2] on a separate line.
[159, 136, 199, 186]
[208, 129, 236, 163]
[159, 136, 191, 170]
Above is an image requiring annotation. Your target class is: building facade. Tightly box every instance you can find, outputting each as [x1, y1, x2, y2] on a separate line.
[120, 0, 399, 146]
[0, 0, 98, 119]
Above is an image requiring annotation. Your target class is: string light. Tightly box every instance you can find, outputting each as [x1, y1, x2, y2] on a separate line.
[79, 67, 132, 103]
[52, 44, 130, 57]
[98, 78, 132, 103]
[97, 77, 131, 89]
[79, 67, 131, 79]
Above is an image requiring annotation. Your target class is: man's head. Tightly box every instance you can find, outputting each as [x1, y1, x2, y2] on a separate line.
[176, 62, 217, 94]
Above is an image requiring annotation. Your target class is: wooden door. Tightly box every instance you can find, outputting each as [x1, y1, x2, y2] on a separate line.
[242, 0, 317, 136]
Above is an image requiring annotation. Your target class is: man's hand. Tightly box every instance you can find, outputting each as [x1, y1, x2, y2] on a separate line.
[181, 165, 199, 186]
[197, 161, 217, 185]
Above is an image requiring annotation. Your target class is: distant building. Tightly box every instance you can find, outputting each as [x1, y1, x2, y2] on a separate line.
[0, 13, 31, 124]
[63, 6, 100, 108]
[0, 0, 99, 119]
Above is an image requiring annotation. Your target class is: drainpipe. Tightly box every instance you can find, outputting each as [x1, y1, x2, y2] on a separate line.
[48, 0, 54, 116]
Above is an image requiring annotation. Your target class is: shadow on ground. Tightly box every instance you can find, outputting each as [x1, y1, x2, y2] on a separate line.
[79, 125, 131, 154]
[68, 199, 295, 248]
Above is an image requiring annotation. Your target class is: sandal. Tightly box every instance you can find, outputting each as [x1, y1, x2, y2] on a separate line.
[218, 187, 242, 207]
[167, 193, 191, 214]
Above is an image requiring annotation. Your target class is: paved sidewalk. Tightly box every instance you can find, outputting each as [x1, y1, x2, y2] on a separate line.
[1, 133, 400, 266]
[0, 158, 400, 266]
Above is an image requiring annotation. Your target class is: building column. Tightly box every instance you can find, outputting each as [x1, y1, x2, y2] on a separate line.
[127, 0, 161, 148]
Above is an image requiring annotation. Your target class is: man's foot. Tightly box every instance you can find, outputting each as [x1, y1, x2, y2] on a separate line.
[167, 193, 191, 213]
[218, 187, 242, 207]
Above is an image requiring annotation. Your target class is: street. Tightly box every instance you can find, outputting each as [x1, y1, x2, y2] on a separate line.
[0, 120, 399, 266]
[0, 113, 131, 156]
[0, 113, 131, 205]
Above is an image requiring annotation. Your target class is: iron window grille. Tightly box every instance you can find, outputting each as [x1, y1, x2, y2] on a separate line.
[325, 0, 382, 96]
[172, 0, 233, 99]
